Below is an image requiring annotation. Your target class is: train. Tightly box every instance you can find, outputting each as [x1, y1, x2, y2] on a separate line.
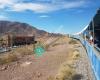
[8, 35, 37, 46]
[72, 9, 100, 80]
[0, 35, 37, 53]
[0, 35, 37, 52]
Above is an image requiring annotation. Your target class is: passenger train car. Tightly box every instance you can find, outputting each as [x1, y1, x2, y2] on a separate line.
[73, 9, 100, 80]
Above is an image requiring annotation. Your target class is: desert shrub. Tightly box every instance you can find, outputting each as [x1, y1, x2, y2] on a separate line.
[44, 44, 49, 50]
[12, 45, 33, 57]
[52, 43, 61, 47]
[0, 54, 18, 65]
[47, 76, 55, 80]
[69, 39, 78, 44]
[72, 50, 80, 60]
[20, 48, 32, 56]
[55, 63, 75, 80]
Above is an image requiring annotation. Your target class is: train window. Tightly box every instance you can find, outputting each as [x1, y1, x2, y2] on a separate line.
[82, 9, 100, 50]
[94, 31, 100, 48]
[84, 30, 90, 41]
[93, 9, 100, 49]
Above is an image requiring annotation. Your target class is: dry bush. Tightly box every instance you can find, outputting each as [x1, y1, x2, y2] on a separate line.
[52, 43, 61, 47]
[67, 49, 80, 61]
[41, 36, 69, 50]
[12, 45, 33, 57]
[72, 50, 80, 60]
[55, 62, 75, 80]
[19, 48, 33, 56]
[0, 54, 18, 64]
[47, 76, 55, 80]
[69, 39, 78, 44]
[0, 45, 34, 65]
[44, 45, 49, 50]
[47, 63, 75, 80]
[54, 48, 80, 80]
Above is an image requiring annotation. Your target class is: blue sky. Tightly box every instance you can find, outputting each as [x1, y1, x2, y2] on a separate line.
[0, 0, 100, 34]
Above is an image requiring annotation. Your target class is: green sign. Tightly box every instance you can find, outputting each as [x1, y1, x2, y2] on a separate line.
[34, 45, 45, 56]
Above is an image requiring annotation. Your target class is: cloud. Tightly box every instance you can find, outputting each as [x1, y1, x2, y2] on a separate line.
[0, 0, 13, 4]
[39, 15, 49, 18]
[11, 3, 46, 12]
[0, 0, 14, 8]
[0, 0, 88, 13]
[0, 15, 8, 20]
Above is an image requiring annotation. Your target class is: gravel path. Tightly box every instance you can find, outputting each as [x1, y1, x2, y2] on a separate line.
[73, 43, 96, 80]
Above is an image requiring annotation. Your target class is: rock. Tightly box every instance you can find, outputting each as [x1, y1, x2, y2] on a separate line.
[37, 72, 42, 78]
[0, 65, 8, 71]
[20, 61, 32, 67]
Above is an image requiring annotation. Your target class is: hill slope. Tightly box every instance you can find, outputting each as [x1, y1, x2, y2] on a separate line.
[0, 21, 48, 37]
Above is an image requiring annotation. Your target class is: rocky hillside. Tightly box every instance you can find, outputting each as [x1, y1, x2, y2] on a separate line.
[0, 21, 63, 38]
[0, 21, 49, 37]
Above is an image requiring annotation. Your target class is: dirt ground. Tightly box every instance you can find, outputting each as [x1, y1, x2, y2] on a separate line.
[0, 37, 95, 80]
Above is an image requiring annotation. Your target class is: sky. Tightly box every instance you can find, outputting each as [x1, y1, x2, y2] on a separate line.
[0, 0, 100, 34]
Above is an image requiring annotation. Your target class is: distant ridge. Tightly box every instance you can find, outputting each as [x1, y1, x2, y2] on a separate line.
[0, 21, 47, 37]
[0, 21, 62, 38]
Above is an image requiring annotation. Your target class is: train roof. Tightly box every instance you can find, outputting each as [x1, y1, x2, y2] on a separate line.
[74, 8, 100, 35]
[74, 25, 88, 35]
[89, 8, 100, 31]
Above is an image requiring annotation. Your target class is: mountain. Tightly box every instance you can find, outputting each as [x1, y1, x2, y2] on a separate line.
[0, 21, 63, 38]
[0, 21, 50, 37]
